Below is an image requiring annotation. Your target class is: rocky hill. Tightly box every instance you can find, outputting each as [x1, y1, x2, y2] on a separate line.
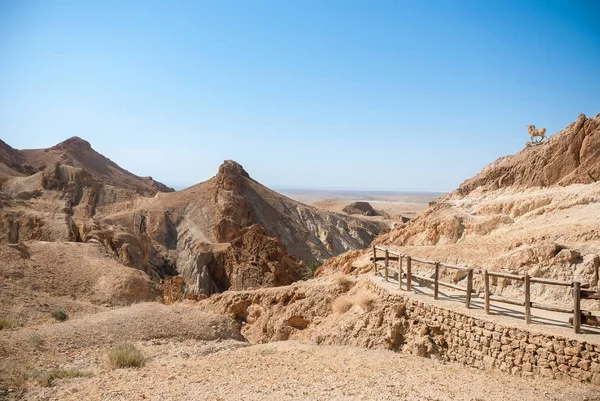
[342, 201, 380, 216]
[19, 137, 175, 194]
[0, 138, 384, 303]
[320, 112, 600, 306]
[456, 113, 600, 196]
[95, 160, 384, 297]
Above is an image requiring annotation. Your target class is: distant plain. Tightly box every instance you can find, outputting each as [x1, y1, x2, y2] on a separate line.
[279, 189, 445, 220]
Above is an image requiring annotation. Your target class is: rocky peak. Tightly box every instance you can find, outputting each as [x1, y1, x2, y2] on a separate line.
[217, 160, 250, 191]
[51, 136, 93, 153]
[218, 160, 250, 179]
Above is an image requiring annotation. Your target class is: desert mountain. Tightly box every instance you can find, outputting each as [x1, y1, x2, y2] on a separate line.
[0, 138, 384, 302]
[18, 136, 174, 194]
[95, 160, 385, 297]
[320, 112, 600, 306]
[0, 138, 176, 306]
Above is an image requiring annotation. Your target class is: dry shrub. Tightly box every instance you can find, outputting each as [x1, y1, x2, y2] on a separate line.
[30, 368, 92, 387]
[51, 309, 68, 322]
[334, 275, 354, 292]
[332, 296, 352, 314]
[354, 294, 374, 312]
[108, 342, 144, 369]
[30, 334, 45, 350]
[0, 318, 15, 330]
[0, 361, 29, 390]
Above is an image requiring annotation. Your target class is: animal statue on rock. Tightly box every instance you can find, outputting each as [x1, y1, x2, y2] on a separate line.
[527, 124, 546, 143]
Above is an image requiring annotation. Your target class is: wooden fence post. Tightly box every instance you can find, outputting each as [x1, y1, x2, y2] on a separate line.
[574, 281, 581, 334]
[398, 255, 403, 290]
[372, 245, 377, 275]
[594, 255, 599, 290]
[434, 262, 440, 300]
[384, 249, 389, 282]
[484, 270, 490, 314]
[406, 256, 412, 291]
[524, 274, 531, 324]
[465, 268, 473, 309]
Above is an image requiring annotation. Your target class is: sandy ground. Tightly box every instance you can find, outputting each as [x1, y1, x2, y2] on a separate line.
[2, 278, 598, 401]
[22, 340, 600, 401]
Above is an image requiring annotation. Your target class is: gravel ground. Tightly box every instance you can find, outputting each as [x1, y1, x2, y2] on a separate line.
[24, 340, 600, 401]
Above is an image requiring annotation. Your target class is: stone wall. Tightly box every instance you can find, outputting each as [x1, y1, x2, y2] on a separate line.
[368, 280, 600, 385]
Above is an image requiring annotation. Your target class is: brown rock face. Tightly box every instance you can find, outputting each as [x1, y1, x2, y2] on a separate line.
[228, 224, 304, 289]
[213, 160, 253, 242]
[0, 139, 38, 176]
[457, 113, 600, 196]
[174, 224, 305, 300]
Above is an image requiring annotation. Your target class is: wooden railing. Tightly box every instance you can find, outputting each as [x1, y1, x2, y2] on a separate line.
[372, 245, 599, 334]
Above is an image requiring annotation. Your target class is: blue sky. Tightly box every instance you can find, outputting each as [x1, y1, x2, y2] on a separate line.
[1, 0, 599, 191]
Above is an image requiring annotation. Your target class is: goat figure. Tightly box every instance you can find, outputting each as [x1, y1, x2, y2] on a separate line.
[527, 124, 546, 142]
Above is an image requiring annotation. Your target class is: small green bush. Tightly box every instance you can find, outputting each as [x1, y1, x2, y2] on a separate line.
[107, 342, 144, 369]
[0, 318, 15, 330]
[303, 262, 321, 279]
[50, 309, 69, 322]
[30, 368, 92, 387]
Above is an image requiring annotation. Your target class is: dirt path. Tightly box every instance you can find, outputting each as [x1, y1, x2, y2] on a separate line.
[370, 272, 600, 343]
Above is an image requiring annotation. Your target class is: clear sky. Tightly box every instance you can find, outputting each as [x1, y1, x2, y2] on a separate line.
[1, 0, 599, 191]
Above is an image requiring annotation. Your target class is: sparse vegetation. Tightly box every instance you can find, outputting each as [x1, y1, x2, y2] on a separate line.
[303, 262, 321, 279]
[332, 296, 353, 314]
[332, 292, 373, 314]
[1, 361, 29, 389]
[30, 334, 45, 349]
[108, 342, 145, 369]
[51, 309, 69, 321]
[355, 294, 374, 312]
[334, 274, 354, 292]
[0, 318, 15, 330]
[30, 368, 92, 387]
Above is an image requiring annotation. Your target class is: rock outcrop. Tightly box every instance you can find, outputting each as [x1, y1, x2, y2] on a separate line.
[173, 225, 305, 299]
[342, 201, 380, 216]
[204, 277, 445, 357]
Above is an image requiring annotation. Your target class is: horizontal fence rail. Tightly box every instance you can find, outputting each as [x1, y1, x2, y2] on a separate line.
[371, 245, 599, 334]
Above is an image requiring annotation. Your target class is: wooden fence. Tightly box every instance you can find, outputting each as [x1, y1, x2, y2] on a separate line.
[372, 245, 599, 334]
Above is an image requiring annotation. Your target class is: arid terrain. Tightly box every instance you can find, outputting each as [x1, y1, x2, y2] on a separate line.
[2, 112, 600, 400]
[281, 189, 442, 223]
[3, 276, 600, 400]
